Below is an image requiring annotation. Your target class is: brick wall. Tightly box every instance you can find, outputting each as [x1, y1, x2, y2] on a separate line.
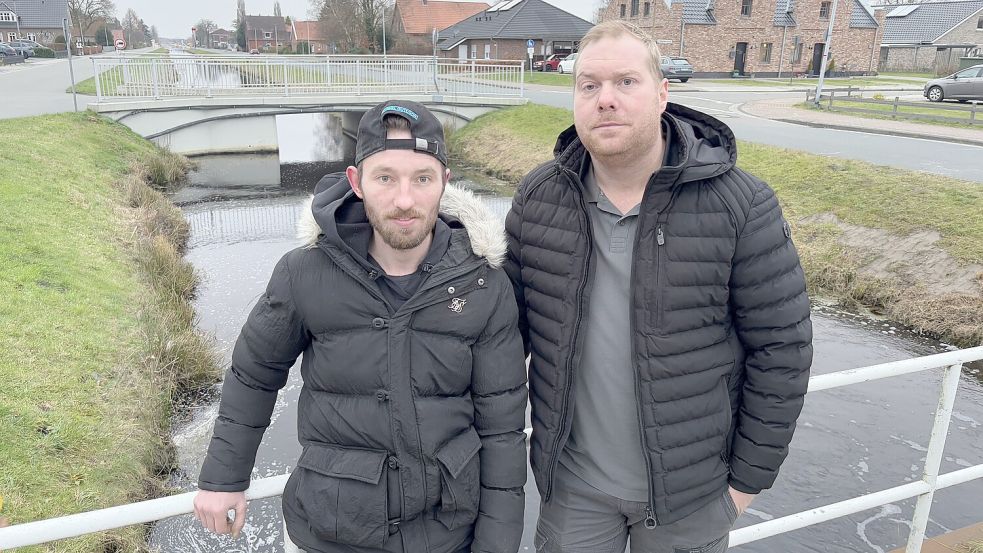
[880, 11, 982, 75]
[601, 0, 881, 76]
[439, 38, 533, 63]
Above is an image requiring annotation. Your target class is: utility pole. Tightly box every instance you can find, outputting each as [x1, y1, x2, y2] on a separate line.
[814, 0, 839, 106]
[12, 0, 21, 38]
[382, 5, 386, 57]
[63, 17, 78, 111]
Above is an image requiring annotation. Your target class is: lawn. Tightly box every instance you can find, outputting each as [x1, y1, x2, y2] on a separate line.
[800, 99, 982, 129]
[707, 76, 928, 88]
[68, 51, 174, 95]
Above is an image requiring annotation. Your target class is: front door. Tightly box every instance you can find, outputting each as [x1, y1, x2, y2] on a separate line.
[458, 44, 467, 61]
[734, 42, 748, 75]
[812, 43, 825, 76]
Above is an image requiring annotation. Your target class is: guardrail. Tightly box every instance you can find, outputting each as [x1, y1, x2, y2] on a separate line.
[807, 88, 982, 126]
[2, 346, 982, 551]
[90, 54, 525, 101]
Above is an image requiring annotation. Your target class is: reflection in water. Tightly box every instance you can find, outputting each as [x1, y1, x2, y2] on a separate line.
[150, 156, 983, 553]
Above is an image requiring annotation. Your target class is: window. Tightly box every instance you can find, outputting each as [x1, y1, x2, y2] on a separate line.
[264, 31, 272, 39]
[471, 44, 477, 58]
[0, 11, 15, 22]
[955, 67, 980, 79]
[8, 32, 16, 42]
[792, 42, 803, 64]
[644, 2, 651, 15]
[484, 43, 491, 59]
[760, 42, 773, 62]
[631, 0, 639, 16]
[741, 0, 752, 16]
[27, 33, 36, 41]
[977, 16, 982, 29]
[819, 1, 831, 19]
[620, 3, 626, 17]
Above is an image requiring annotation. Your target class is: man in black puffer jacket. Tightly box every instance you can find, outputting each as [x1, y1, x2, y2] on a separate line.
[194, 100, 528, 553]
[505, 22, 813, 553]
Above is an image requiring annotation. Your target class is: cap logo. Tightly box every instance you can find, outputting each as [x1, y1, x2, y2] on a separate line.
[382, 105, 420, 121]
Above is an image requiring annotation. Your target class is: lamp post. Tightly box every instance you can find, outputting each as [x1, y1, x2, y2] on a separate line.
[12, 0, 21, 38]
[813, 0, 839, 106]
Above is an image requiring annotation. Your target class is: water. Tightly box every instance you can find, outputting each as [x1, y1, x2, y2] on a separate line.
[149, 154, 983, 553]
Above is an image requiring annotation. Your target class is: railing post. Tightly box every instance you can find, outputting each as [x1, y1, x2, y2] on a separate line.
[284, 59, 290, 97]
[520, 61, 525, 98]
[356, 59, 362, 96]
[971, 102, 977, 124]
[893, 96, 899, 119]
[471, 59, 476, 96]
[827, 90, 834, 110]
[94, 59, 102, 100]
[205, 59, 212, 98]
[904, 363, 963, 553]
[151, 58, 160, 99]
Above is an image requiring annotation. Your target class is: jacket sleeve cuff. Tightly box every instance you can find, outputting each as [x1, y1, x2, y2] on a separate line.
[196, 479, 250, 493]
[727, 476, 762, 495]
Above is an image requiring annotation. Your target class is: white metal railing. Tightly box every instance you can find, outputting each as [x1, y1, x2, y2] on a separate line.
[90, 54, 526, 101]
[1, 346, 982, 551]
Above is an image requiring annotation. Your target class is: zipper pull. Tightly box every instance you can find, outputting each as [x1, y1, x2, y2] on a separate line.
[644, 507, 657, 529]
[657, 226, 665, 246]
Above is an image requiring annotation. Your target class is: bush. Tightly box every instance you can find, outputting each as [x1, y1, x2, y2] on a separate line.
[33, 46, 56, 58]
[54, 34, 66, 44]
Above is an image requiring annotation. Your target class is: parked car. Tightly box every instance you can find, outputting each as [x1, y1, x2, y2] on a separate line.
[661, 56, 694, 82]
[8, 41, 36, 58]
[249, 48, 260, 55]
[4, 41, 34, 59]
[0, 43, 15, 58]
[534, 54, 567, 72]
[557, 52, 577, 74]
[924, 65, 983, 103]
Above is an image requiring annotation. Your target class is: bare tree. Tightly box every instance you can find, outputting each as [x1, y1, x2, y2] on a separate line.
[313, 0, 386, 53]
[68, 0, 116, 42]
[194, 19, 218, 47]
[274, 1, 283, 17]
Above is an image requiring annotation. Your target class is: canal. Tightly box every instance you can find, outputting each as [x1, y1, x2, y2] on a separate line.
[148, 150, 983, 553]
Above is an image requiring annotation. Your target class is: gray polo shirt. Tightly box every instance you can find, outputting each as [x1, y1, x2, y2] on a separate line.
[559, 128, 674, 503]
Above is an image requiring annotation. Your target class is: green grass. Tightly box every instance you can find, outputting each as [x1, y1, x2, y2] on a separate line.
[523, 71, 575, 86]
[878, 71, 936, 79]
[0, 113, 219, 551]
[798, 100, 983, 130]
[708, 77, 927, 88]
[448, 103, 983, 345]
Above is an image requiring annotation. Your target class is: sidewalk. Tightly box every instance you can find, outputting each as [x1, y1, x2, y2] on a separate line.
[741, 96, 983, 147]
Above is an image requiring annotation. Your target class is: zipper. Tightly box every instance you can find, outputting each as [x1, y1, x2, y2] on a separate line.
[544, 165, 594, 503]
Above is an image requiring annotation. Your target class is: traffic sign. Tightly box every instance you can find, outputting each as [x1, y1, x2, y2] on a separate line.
[114, 39, 125, 50]
[527, 47, 534, 56]
[526, 39, 534, 48]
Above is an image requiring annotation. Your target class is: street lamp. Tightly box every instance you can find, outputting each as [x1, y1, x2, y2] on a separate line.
[11, 0, 21, 38]
[813, 0, 838, 107]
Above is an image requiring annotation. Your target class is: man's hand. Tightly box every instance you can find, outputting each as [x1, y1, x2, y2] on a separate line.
[727, 487, 756, 517]
[193, 490, 247, 538]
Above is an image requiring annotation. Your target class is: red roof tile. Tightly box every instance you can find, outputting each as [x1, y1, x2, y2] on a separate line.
[293, 20, 325, 42]
[395, 0, 490, 35]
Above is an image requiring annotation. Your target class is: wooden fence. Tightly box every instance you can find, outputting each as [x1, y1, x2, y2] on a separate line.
[806, 89, 982, 126]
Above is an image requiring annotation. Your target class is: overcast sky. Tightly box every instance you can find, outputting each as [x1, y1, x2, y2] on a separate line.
[120, 0, 603, 38]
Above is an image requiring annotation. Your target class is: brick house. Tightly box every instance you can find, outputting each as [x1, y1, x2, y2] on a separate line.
[392, 0, 489, 54]
[436, 0, 594, 64]
[879, 0, 983, 75]
[209, 28, 232, 48]
[292, 20, 330, 53]
[245, 15, 293, 52]
[0, 0, 68, 45]
[600, 0, 883, 77]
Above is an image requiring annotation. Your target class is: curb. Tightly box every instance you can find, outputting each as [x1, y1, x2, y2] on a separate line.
[738, 103, 983, 147]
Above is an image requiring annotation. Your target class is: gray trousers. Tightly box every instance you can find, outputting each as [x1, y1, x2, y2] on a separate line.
[535, 463, 739, 553]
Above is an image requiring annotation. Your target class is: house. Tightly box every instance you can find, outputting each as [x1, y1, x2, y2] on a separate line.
[436, 0, 594, 63]
[392, 0, 489, 54]
[245, 15, 293, 52]
[878, 0, 983, 75]
[600, 0, 883, 77]
[209, 28, 232, 48]
[0, 0, 69, 45]
[292, 20, 330, 53]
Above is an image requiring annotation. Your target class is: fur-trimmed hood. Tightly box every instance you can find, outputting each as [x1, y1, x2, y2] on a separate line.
[297, 173, 507, 269]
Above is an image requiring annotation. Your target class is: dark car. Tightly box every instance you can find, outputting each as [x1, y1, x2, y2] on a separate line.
[923, 64, 983, 103]
[660, 56, 694, 82]
[5, 41, 33, 58]
[533, 54, 566, 72]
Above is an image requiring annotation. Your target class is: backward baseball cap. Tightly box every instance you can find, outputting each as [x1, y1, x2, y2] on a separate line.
[354, 100, 447, 167]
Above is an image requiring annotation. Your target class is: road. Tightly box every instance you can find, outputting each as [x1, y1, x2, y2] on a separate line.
[2, 58, 980, 183]
[526, 85, 983, 183]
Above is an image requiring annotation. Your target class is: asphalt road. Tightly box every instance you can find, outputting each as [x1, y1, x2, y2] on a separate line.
[526, 85, 983, 183]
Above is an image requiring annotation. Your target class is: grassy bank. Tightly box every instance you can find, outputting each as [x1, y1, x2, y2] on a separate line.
[0, 113, 220, 551]
[448, 104, 983, 347]
[797, 101, 983, 130]
[68, 51, 173, 95]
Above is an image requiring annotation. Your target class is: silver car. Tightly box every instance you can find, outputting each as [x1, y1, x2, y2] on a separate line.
[923, 64, 983, 103]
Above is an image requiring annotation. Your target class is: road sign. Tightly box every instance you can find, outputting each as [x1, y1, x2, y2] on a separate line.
[527, 47, 534, 56]
[114, 39, 125, 50]
[526, 39, 534, 48]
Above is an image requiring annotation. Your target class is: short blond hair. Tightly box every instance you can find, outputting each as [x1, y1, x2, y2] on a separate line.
[574, 20, 664, 80]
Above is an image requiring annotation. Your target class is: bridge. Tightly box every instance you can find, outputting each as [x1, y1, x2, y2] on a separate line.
[86, 53, 528, 157]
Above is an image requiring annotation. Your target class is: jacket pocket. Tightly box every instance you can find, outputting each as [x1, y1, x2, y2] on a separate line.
[435, 428, 482, 531]
[293, 444, 389, 547]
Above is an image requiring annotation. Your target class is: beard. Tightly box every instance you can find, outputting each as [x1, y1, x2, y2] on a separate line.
[577, 109, 663, 162]
[364, 200, 438, 251]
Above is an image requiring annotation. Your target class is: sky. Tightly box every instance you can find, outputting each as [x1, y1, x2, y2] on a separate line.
[118, 0, 603, 39]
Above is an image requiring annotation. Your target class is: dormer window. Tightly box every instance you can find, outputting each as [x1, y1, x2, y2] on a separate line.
[0, 11, 17, 22]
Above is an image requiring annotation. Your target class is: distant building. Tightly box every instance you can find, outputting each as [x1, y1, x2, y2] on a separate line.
[210, 28, 232, 48]
[597, 0, 883, 77]
[878, 0, 983, 75]
[292, 20, 330, 53]
[0, 0, 69, 45]
[436, 0, 594, 63]
[392, 0, 489, 54]
[245, 15, 293, 51]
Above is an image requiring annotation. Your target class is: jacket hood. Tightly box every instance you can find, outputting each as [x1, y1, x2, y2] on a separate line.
[297, 173, 508, 269]
[552, 102, 737, 184]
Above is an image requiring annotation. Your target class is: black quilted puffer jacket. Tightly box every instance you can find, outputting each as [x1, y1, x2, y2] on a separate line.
[504, 103, 814, 526]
